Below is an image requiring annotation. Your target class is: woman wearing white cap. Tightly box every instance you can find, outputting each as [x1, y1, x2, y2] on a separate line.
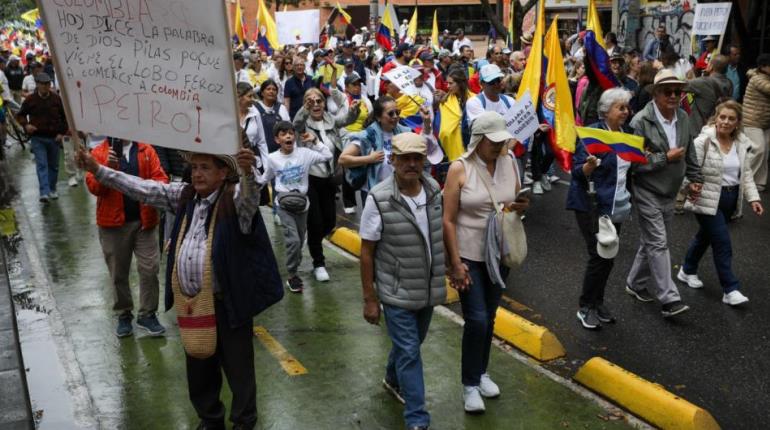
[443, 111, 528, 413]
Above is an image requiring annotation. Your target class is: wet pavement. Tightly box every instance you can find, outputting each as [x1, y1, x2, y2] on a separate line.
[5, 146, 638, 429]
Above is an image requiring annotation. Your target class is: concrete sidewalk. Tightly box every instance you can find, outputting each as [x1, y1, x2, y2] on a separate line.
[7, 145, 637, 429]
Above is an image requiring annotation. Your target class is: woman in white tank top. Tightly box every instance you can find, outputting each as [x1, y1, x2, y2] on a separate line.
[443, 111, 527, 413]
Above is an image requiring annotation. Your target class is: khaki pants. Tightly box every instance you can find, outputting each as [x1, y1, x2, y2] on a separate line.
[98, 221, 160, 317]
[61, 136, 82, 180]
[744, 126, 770, 189]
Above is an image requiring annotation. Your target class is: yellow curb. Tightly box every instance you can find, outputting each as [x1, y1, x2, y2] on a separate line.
[574, 357, 720, 430]
[329, 227, 459, 306]
[493, 308, 565, 361]
[0, 208, 17, 236]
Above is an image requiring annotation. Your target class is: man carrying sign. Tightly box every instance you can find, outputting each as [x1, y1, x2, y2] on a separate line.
[77, 146, 283, 430]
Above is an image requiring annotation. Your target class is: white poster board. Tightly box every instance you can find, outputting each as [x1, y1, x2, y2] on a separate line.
[276, 10, 320, 45]
[38, 0, 239, 154]
[504, 91, 539, 142]
[692, 2, 732, 36]
[383, 66, 421, 96]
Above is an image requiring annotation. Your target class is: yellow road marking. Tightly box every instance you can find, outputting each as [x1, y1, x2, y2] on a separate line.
[253, 326, 308, 376]
[501, 295, 532, 312]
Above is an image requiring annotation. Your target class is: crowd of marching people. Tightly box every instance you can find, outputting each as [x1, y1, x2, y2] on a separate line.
[3, 12, 770, 430]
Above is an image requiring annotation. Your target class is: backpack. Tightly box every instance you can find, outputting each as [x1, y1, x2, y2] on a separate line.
[254, 102, 282, 153]
[461, 93, 512, 148]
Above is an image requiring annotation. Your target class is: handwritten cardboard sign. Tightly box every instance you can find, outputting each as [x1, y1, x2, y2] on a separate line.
[383, 66, 422, 96]
[503, 91, 539, 142]
[276, 10, 320, 45]
[38, 0, 239, 154]
[692, 2, 732, 36]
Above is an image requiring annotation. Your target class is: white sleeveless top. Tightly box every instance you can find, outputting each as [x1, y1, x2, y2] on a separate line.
[456, 153, 519, 262]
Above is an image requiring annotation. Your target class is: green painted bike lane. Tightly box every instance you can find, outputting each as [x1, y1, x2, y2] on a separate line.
[8, 146, 634, 429]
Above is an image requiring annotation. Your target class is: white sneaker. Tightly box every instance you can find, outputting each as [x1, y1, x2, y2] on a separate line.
[549, 174, 561, 183]
[273, 213, 282, 226]
[313, 266, 330, 282]
[343, 206, 356, 214]
[523, 174, 534, 185]
[49, 191, 59, 200]
[722, 291, 749, 306]
[463, 386, 485, 413]
[677, 267, 704, 289]
[68, 176, 79, 187]
[479, 373, 500, 398]
[532, 181, 543, 195]
[541, 177, 552, 191]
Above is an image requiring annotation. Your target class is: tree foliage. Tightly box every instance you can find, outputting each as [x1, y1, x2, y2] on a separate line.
[0, 0, 36, 23]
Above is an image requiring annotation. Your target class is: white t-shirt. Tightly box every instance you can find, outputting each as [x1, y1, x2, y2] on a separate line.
[0, 72, 11, 101]
[465, 93, 515, 123]
[359, 187, 431, 262]
[21, 74, 36, 94]
[453, 37, 473, 54]
[262, 144, 333, 195]
[652, 102, 678, 150]
[722, 144, 740, 186]
[235, 69, 251, 84]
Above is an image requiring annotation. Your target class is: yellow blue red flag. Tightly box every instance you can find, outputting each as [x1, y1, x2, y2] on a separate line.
[541, 16, 577, 171]
[584, 0, 620, 90]
[256, 0, 279, 55]
[576, 127, 647, 164]
[377, 3, 396, 51]
[233, 0, 246, 47]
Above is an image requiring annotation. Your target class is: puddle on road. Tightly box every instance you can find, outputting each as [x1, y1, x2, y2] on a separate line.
[5, 235, 78, 429]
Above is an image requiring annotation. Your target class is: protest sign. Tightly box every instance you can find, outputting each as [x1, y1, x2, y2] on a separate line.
[38, 0, 240, 155]
[503, 91, 539, 142]
[276, 10, 320, 45]
[692, 2, 732, 36]
[383, 66, 422, 96]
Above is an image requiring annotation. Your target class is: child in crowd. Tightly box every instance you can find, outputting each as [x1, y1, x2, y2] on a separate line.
[260, 121, 333, 293]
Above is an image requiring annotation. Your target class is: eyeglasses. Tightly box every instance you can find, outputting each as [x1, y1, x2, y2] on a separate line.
[662, 88, 683, 97]
[307, 98, 325, 105]
[486, 78, 502, 85]
[386, 109, 401, 118]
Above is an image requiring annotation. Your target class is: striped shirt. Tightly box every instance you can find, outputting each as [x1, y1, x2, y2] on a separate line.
[94, 166, 261, 296]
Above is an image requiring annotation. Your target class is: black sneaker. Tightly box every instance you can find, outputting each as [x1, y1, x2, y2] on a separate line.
[661, 301, 690, 318]
[136, 313, 166, 336]
[576, 308, 601, 330]
[382, 378, 405, 404]
[116, 315, 133, 338]
[625, 285, 655, 303]
[595, 304, 616, 323]
[287, 276, 303, 293]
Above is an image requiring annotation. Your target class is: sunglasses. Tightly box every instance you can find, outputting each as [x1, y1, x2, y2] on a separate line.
[662, 88, 683, 97]
[386, 109, 401, 118]
[486, 78, 502, 85]
[307, 98, 325, 106]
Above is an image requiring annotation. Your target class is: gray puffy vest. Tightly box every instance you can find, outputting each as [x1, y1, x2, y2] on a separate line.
[369, 174, 446, 310]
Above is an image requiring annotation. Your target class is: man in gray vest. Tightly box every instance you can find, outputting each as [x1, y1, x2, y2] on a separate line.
[359, 132, 446, 430]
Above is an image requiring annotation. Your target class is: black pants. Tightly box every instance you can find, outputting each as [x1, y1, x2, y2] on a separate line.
[186, 301, 256, 429]
[531, 133, 554, 181]
[575, 211, 622, 308]
[342, 175, 357, 208]
[307, 175, 337, 268]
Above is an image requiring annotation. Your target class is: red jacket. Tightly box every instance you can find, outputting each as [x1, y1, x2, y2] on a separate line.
[86, 141, 168, 229]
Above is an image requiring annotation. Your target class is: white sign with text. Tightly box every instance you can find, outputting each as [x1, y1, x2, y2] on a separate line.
[692, 2, 732, 36]
[504, 91, 539, 142]
[383, 66, 422, 97]
[39, 0, 239, 154]
[276, 10, 320, 45]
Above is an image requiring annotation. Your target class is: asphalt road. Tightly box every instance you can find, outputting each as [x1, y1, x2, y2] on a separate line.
[502, 177, 770, 429]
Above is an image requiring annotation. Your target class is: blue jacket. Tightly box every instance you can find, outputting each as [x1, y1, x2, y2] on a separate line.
[165, 184, 284, 329]
[347, 121, 412, 191]
[566, 122, 633, 217]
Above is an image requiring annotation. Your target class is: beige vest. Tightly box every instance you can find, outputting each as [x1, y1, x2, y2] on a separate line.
[456, 153, 519, 262]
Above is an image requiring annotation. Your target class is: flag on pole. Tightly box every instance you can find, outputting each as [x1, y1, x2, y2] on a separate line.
[541, 16, 577, 171]
[256, 0, 280, 55]
[406, 8, 418, 43]
[583, 0, 620, 90]
[516, 0, 545, 106]
[506, 0, 515, 50]
[377, 2, 396, 51]
[431, 10, 439, 51]
[336, 2, 352, 27]
[233, 0, 246, 46]
[20, 9, 40, 26]
[283, 4, 288, 12]
[575, 127, 646, 164]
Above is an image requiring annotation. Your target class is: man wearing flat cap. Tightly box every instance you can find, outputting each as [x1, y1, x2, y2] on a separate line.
[359, 132, 445, 430]
[625, 69, 704, 318]
[16, 73, 69, 202]
[77, 144, 283, 430]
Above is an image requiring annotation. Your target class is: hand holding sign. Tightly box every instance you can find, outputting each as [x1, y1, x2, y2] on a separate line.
[503, 91, 540, 142]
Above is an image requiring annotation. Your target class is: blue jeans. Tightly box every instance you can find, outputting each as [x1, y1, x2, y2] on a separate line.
[683, 187, 740, 293]
[30, 136, 60, 197]
[459, 259, 507, 386]
[383, 304, 433, 428]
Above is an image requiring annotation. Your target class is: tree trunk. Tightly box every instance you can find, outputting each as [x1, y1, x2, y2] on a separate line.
[479, 0, 538, 50]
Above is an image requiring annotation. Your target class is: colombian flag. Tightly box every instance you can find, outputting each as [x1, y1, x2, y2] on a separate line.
[377, 2, 395, 51]
[583, 0, 619, 90]
[233, 0, 246, 47]
[256, 0, 279, 55]
[336, 2, 352, 27]
[541, 17, 577, 171]
[433, 92, 470, 161]
[576, 127, 647, 164]
[431, 10, 439, 51]
[396, 94, 426, 133]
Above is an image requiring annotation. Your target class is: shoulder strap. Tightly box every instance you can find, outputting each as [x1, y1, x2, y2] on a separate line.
[478, 93, 486, 109]
[501, 95, 511, 108]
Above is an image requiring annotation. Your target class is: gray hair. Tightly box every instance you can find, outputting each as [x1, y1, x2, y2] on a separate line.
[597, 88, 632, 119]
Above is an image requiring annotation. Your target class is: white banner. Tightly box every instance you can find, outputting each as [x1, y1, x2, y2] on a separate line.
[504, 91, 539, 142]
[383, 66, 422, 96]
[38, 0, 239, 155]
[276, 10, 320, 45]
[692, 2, 732, 36]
